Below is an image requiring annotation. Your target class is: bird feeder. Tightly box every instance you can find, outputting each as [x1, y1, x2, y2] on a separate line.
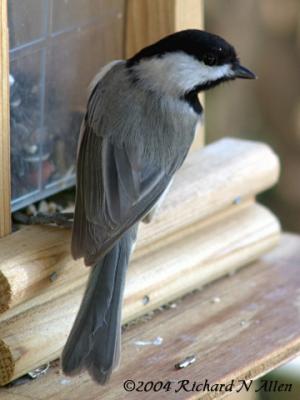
[1, 2, 300, 399]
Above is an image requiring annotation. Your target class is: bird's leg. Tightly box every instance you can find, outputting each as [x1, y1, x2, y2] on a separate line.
[13, 211, 74, 228]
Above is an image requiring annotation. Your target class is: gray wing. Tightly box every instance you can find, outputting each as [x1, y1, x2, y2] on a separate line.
[71, 63, 195, 266]
[71, 120, 175, 266]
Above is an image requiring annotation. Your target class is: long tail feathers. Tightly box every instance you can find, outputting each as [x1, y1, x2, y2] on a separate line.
[61, 229, 134, 384]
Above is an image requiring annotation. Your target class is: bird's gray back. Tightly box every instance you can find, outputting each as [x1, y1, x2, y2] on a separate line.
[87, 61, 199, 169]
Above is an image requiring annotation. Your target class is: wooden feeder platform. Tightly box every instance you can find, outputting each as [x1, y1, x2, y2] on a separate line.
[0, 138, 300, 399]
[1, 233, 300, 399]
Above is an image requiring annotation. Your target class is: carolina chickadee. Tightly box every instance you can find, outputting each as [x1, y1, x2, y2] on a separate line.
[62, 29, 256, 384]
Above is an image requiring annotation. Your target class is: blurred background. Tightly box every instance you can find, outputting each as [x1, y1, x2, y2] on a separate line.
[205, 0, 300, 234]
[205, 1, 300, 399]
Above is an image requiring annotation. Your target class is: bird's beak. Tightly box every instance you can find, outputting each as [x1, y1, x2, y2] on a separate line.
[233, 64, 256, 79]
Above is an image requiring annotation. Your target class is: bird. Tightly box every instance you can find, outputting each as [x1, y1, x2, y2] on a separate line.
[61, 29, 256, 384]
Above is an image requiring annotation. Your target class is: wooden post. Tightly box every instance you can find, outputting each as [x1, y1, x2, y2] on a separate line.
[0, 0, 11, 237]
[125, 0, 204, 148]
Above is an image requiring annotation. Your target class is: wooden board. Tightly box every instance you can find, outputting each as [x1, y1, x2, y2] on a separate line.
[1, 233, 299, 399]
[0, 203, 280, 385]
[0, 138, 280, 312]
[0, 0, 11, 237]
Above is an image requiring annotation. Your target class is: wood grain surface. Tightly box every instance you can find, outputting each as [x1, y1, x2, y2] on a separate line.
[0, 138, 280, 312]
[0, 0, 11, 237]
[1, 233, 299, 399]
[0, 203, 280, 385]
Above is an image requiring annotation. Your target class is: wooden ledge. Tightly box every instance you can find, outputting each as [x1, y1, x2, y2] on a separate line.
[0, 137, 281, 385]
[1, 233, 300, 399]
[0, 202, 280, 384]
[0, 138, 280, 312]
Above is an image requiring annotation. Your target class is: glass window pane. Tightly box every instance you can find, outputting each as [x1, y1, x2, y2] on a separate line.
[10, 50, 43, 205]
[9, 0, 125, 211]
[44, 15, 124, 188]
[8, 0, 47, 49]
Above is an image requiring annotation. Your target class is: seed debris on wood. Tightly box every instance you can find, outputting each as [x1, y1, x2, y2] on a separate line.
[175, 355, 196, 369]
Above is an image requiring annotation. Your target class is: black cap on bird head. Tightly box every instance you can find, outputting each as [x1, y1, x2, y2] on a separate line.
[127, 29, 256, 95]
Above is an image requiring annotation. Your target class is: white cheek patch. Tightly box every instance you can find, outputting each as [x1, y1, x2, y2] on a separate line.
[133, 52, 234, 96]
[199, 62, 234, 83]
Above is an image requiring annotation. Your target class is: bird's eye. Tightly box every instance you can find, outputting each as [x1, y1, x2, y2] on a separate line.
[203, 54, 217, 66]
